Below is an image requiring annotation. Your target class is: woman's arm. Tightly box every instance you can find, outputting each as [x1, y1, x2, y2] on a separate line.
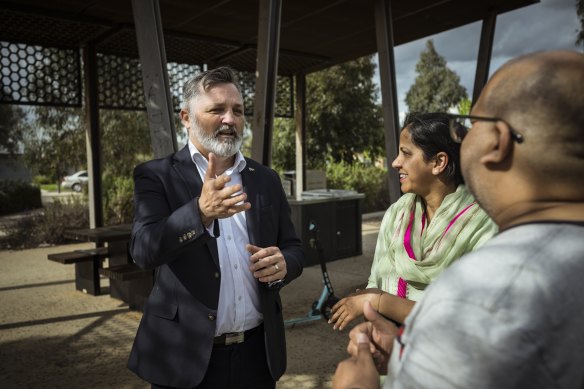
[377, 292, 415, 325]
[329, 289, 415, 330]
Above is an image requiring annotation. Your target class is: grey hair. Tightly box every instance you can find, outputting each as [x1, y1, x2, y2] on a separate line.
[181, 66, 242, 111]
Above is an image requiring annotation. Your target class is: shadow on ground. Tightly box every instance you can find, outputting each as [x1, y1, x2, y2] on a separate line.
[0, 219, 381, 389]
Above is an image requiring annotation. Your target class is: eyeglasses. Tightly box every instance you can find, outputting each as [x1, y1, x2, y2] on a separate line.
[448, 114, 524, 144]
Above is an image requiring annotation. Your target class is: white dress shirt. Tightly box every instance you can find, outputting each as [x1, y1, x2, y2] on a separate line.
[188, 141, 263, 335]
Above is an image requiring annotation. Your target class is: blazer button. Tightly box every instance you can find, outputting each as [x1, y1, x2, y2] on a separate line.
[214, 272, 220, 279]
[208, 314, 216, 321]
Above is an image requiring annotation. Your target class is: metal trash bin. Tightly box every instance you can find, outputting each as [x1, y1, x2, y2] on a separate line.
[288, 189, 365, 266]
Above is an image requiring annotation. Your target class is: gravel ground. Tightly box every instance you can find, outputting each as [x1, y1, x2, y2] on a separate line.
[0, 218, 381, 389]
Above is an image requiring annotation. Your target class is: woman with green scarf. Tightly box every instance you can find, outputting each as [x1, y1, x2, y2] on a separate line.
[329, 112, 497, 330]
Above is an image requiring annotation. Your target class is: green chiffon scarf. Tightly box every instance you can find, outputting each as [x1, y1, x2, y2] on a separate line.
[367, 185, 497, 301]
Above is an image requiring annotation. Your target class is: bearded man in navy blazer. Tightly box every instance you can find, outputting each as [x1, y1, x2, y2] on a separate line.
[127, 66, 304, 389]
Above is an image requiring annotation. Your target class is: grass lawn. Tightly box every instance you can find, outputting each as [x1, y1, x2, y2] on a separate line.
[41, 184, 73, 192]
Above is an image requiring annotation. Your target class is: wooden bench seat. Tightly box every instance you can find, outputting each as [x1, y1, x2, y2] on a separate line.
[99, 263, 152, 281]
[47, 247, 109, 295]
[47, 247, 109, 264]
[100, 263, 154, 311]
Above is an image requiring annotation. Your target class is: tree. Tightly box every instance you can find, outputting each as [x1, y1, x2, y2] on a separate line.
[405, 40, 467, 113]
[99, 109, 152, 177]
[21, 105, 153, 223]
[0, 105, 25, 154]
[22, 106, 86, 183]
[272, 56, 384, 171]
[457, 97, 472, 115]
[577, 0, 584, 49]
[308, 56, 384, 167]
[271, 117, 296, 171]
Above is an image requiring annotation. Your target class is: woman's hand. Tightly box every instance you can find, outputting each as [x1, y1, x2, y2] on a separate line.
[329, 288, 383, 331]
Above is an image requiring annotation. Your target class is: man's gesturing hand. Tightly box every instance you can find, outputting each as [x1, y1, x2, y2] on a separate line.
[332, 332, 380, 389]
[198, 153, 250, 227]
[346, 301, 397, 375]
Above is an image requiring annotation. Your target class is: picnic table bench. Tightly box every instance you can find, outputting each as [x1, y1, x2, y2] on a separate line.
[47, 247, 109, 264]
[48, 246, 109, 295]
[99, 263, 153, 310]
[47, 224, 154, 308]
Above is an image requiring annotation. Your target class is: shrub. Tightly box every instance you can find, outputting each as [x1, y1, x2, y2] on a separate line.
[0, 197, 89, 249]
[0, 180, 42, 216]
[326, 161, 390, 213]
[103, 174, 134, 225]
[37, 197, 89, 245]
[32, 175, 52, 186]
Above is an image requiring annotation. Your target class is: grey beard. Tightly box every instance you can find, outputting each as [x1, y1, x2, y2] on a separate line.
[194, 124, 242, 158]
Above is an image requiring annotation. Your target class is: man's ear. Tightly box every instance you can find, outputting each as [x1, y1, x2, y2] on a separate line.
[479, 120, 513, 165]
[432, 152, 449, 175]
[179, 109, 190, 128]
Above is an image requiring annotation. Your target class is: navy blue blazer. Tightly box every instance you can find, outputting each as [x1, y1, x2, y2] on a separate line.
[127, 146, 304, 388]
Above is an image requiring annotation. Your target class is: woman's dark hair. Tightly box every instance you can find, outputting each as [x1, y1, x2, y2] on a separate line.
[402, 112, 463, 185]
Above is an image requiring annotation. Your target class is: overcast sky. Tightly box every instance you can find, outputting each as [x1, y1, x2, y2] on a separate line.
[381, 0, 581, 117]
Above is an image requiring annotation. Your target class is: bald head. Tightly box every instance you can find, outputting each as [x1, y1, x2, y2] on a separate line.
[480, 50, 584, 178]
[462, 50, 584, 227]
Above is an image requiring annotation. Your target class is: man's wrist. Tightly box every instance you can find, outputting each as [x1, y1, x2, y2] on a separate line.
[197, 198, 213, 227]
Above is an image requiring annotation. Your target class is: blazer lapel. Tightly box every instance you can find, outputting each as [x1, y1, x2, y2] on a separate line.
[172, 146, 220, 269]
[172, 146, 203, 197]
[241, 161, 261, 247]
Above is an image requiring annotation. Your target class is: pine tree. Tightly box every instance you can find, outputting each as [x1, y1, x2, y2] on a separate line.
[405, 40, 467, 113]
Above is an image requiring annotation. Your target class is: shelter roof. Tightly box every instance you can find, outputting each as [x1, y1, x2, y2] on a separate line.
[0, 0, 538, 75]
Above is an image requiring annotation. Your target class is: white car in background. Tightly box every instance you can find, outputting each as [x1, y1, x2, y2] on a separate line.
[62, 170, 88, 192]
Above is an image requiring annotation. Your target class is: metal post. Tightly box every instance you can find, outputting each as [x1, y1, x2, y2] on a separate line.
[374, 0, 401, 205]
[132, 0, 177, 159]
[294, 73, 307, 199]
[82, 44, 103, 228]
[472, 11, 497, 106]
[251, 0, 282, 166]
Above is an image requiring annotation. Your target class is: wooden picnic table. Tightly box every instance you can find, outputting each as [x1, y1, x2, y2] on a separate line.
[63, 224, 133, 245]
[61, 224, 153, 309]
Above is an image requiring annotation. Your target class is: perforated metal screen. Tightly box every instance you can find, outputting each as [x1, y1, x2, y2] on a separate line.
[0, 41, 82, 107]
[1, 41, 293, 117]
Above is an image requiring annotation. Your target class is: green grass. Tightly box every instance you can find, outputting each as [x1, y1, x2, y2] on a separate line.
[40, 184, 73, 192]
[41, 184, 57, 191]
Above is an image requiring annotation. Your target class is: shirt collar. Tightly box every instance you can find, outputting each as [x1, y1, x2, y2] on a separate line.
[188, 139, 246, 175]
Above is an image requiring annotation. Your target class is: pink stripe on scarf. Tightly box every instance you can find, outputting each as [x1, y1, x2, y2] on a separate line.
[397, 212, 418, 298]
[444, 202, 476, 234]
[397, 203, 474, 298]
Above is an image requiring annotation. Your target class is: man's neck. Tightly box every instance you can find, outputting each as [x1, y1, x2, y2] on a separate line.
[190, 139, 237, 176]
[212, 155, 236, 176]
[496, 201, 584, 231]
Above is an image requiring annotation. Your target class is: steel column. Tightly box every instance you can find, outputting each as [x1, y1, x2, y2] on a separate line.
[132, 0, 177, 159]
[374, 0, 401, 205]
[472, 11, 497, 106]
[83, 44, 103, 228]
[294, 73, 307, 199]
[251, 0, 282, 166]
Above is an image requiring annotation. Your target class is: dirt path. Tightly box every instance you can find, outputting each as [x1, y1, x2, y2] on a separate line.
[0, 219, 381, 389]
